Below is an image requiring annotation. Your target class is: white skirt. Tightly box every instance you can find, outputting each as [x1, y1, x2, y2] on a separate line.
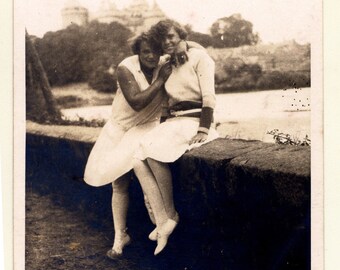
[84, 119, 159, 187]
[135, 117, 219, 163]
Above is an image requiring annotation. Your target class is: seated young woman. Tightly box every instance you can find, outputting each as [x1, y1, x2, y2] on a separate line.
[133, 20, 219, 255]
[84, 31, 205, 259]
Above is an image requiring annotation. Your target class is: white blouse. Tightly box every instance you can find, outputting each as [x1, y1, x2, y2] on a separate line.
[165, 48, 216, 109]
[110, 55, 167, 130]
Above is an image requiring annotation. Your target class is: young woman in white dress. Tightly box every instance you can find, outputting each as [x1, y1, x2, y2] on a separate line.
[84, 33, 172, 259]
[84, 32, 202, 259]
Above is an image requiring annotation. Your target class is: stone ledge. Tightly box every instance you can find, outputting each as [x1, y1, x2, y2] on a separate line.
[26, 124, 311, 269]
[26, 121, 310, 178]
[26, 120, 101, 143]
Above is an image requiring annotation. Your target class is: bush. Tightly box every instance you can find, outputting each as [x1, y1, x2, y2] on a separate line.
[215, 59, 262, 92]
[88, 66, 117, 93]
[33, 21, 132, 86]
[255, 71, 310, 90]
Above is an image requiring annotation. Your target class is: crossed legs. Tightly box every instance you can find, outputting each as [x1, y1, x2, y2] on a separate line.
[108, 157, 178, 257]
[147, 158, 177, 220]
[133, 158, 178, 255]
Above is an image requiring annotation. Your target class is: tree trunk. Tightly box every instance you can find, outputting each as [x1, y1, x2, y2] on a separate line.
[25, 30, 61, 122]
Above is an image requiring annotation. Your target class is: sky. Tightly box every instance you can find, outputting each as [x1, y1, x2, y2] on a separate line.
[23, 0, 320, 44]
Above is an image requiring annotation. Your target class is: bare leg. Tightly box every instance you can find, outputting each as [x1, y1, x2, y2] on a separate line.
[147, 158, 177, 220]
[144, 195, 156, 225]
[108, 174, 131, 257]
[133, 158, 178, 255]
[133, 158, 168, 226]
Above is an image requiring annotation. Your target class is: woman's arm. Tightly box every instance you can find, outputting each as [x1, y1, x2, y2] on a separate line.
[186, 41, 205, 50]
[117, 62, 172, 111]
[172, 40, 206, 66]
[189, 52, 216, 144]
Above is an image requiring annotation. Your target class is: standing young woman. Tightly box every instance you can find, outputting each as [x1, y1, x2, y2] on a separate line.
[84, 33, 172, 259]
[133, 20, 219, 255]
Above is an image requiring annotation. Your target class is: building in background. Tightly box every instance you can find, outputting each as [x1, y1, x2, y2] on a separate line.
[61, 0, 167, 33]
[61, 0, 89, 28]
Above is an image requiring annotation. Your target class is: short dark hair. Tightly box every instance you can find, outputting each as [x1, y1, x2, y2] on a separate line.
[148, 19, 188, 52]
[131, 32, 162, 55]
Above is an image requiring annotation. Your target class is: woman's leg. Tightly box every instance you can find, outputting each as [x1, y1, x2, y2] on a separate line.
[146, 158, 177, 220]
[133, 158, 178, 255]
[108, 174, 131, 258]
[133, 158, 168, 226]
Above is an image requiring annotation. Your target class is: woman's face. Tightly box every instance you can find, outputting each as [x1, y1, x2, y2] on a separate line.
[162, 27, 181, 54]
[139, 41, 161, 69]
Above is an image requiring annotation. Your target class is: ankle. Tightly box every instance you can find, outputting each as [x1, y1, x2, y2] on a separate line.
[114, 228, 128, 241]
[112, 231, 131, 252]
[170, 212, 179, 223]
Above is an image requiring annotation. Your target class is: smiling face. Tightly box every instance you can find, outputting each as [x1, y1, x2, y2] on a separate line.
[162, 27, 181, 54]
[139, 40, 161, 69]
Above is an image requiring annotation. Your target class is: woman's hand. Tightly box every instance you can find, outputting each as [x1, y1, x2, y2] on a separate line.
[189, 132, 208, 145]
[158, 62, 172, 83]
[173, 40, 189, 66]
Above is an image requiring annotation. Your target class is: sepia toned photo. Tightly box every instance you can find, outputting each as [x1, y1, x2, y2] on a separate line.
[12, 0, 323, 269]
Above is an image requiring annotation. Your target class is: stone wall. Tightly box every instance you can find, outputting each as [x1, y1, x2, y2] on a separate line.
[26, 122, 310, 270]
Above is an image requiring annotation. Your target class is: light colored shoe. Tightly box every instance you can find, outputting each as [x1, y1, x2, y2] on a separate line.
[149, 212, 179, 241]
[149, 227, 158, 241]
[154, 219, 178, 255]
[106, 232, 131, 260]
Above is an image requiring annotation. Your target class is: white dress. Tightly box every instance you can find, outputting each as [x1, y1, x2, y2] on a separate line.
[84, 55, 167, 187]
[136, 48, 219, 162]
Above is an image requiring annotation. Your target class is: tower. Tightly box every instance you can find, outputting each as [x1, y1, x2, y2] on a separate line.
[143, 0, 167, 31]
[124, 0, 150, 32]
[94, 0, 123, 24]
[60, 0, 168, 33]
[61, 0, 89, 28]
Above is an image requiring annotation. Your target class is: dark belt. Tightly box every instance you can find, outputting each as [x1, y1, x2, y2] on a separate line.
[167, 101, 202, 118]
[169, 101, 203, 111]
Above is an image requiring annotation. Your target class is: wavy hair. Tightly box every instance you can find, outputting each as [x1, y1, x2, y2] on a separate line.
[148, 20, 188, 52]
[131, 32, 162, 55]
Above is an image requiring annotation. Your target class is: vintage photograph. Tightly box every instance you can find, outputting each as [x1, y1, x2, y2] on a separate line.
[16, 0, 322, 269]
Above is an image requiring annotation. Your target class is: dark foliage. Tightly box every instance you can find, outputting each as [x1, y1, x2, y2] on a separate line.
[88, 66, 117, 93]
[34, 21, 132, 89]
[256, 71, 311, 90]
[216, 58, 263, 92]
[26, 30, 62, 122]
[210, 14, 259, 48]
[185, 25, 214, 47]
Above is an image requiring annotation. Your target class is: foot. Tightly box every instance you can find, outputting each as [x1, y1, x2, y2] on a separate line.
[149, 227, 158, 241]
[106, 233, 131, 260]
[154, 219, 178, 255]
[172, 212, 180, 223]
[149, 212, 179, 241]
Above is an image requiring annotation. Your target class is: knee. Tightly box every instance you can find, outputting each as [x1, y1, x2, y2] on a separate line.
[83, 168, 101, 187]
[132, 157, 144, 171]
[112, 177, 130, 194]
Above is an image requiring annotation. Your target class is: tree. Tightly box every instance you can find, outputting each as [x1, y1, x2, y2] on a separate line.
[35, 25, 88, 85]
[184, 24, 214, 47]
[34, 21, 132, 89]
[26, 30, 61, 122]
[210, 14, 259, 48]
